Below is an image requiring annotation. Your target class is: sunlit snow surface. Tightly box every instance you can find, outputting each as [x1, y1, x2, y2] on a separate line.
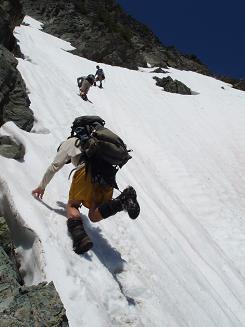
[1, 15, 245, 326]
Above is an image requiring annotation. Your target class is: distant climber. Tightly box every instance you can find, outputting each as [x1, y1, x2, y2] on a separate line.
[77, 74, 95, 101]
[94, 65, 105, 88]
[32, 115, 140, 255]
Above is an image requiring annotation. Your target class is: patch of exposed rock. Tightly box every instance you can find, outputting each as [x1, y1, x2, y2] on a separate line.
[0, 217, 68, 326]
[153, 76, 192, 95]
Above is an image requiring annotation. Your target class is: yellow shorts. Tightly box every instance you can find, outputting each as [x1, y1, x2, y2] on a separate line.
[69, 166, 113, 208]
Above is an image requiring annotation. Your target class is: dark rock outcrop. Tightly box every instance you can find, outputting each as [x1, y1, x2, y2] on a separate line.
[0, 0, 23, 54]
[0, 136, 25, 160]
[0, 45, 33, 131]
[0, 217, 68, 326]
[21, 0, 210, 74]
[0, 0, 34, 132]
[153, 76, 192, 95]
[150, 67, 168, 74]
[217, 75, 245, 92]
[233, 80, 245, 91]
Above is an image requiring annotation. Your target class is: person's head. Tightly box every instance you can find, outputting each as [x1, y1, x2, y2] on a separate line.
[96, 65, 100, 69]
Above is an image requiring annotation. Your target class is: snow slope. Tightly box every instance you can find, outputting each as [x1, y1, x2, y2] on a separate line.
[1, 16, 245, 326]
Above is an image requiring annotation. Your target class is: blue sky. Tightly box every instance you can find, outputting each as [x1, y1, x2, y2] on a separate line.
[117, 0, 245, 79]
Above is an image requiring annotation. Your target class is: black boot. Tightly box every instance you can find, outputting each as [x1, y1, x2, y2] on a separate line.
[116, 186, 140, 219]
[98, 199, 123, 219]
[67, 219, 93, 254]
[81, 94, 88, 101]
[99, 186, 140, 219]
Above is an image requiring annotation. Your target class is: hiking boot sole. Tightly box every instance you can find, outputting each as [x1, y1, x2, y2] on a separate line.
[121, 186, 140, 219]
[74, 237, 93, 254]
[126, 198, 140, 219]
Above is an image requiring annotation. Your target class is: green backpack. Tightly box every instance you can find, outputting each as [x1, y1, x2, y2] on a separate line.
[70, 116, 132, 187]
[71, 115, 131, 167]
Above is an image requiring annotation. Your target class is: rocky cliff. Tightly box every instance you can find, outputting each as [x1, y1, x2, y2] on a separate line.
[0, 0, 34, 131]
[21, 0, 210, 74]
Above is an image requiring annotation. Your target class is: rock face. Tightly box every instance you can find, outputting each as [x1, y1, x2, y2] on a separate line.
[0, 45, 33, 131]
[21, 0, 210, 74]
[0, 0, 34, 132]
[153, 76, 192, 95]
[0, 217, 68, 326]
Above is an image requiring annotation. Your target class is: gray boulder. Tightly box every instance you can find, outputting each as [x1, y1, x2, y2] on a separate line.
[153, 76, 192, 95]
[0, 136, 25, 160]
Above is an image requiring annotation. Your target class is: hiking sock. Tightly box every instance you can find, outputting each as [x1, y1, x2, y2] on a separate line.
[67, 219, 93, 254]
[98, 199, 123, 219]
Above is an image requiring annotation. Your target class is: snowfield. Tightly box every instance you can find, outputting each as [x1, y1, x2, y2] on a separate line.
[1, 16, 245, 326]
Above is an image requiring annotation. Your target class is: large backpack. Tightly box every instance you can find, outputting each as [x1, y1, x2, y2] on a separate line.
[71, 115, 131, 167]
[77, 75, 95, 88]
[71, 116, 132, 187]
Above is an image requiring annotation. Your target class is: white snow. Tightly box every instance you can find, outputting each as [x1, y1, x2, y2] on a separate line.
[1, 15, 245, 326]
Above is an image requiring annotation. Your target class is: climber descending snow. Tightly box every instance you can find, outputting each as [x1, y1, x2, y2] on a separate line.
[77, 74, 95, 101]
[32, 115, 140, 254]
